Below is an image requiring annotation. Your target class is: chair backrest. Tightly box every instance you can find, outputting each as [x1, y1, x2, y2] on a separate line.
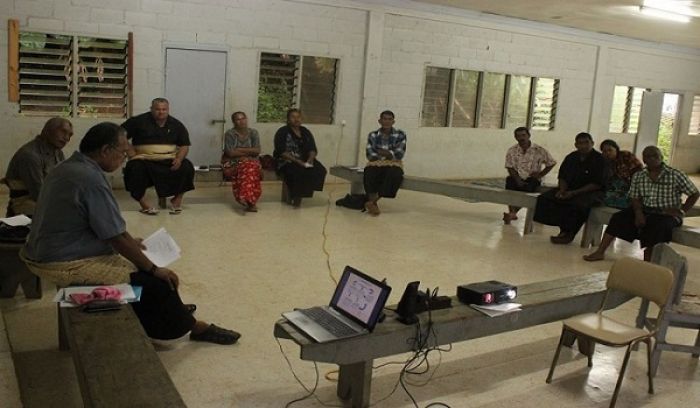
[650, 243, 688, 306]
[607, 257, 674, 307]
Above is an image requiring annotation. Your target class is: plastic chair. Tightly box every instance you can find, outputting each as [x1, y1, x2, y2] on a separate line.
[545, 257, 674, 408]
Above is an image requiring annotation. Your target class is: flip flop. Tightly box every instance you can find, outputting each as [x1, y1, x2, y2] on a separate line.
[169, 206, 182, 215]
[139, 208, 159, 215]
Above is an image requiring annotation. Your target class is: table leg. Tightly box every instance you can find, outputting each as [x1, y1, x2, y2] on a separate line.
[337, 360, 372, 408]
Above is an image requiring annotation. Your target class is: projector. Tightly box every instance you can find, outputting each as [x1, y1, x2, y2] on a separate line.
[457, 280, 517, 305]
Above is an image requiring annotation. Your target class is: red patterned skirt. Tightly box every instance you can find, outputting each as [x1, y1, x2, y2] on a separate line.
[224, 158, 262, 206]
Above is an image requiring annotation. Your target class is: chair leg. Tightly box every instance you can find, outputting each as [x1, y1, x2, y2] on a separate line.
[644, 339, 654, 394]
[609, 345, 633, 408]
[546, 327, 567, 383]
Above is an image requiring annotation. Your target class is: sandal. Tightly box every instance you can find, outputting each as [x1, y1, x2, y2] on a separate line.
[139, 207, 159, 215]
[169, 206, 182, 215]
[190, 324, 241, 345]
[184, 304, 197, 314]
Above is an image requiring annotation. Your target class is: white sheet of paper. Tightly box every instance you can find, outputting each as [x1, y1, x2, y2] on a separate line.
[0, 214, 32, 226]
[470, 303, 522, 317]
[142, 227, 181, 267]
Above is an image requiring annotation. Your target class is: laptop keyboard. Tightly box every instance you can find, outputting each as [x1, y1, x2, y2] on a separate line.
[300, 307, 358, 337]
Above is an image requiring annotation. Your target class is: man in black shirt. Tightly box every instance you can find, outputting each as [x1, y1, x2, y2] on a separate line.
[121, 98, 195, 215]
[533, 132, 605, 244]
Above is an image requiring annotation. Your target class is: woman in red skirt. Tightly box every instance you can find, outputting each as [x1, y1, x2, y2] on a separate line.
[222, 112, 262, 212]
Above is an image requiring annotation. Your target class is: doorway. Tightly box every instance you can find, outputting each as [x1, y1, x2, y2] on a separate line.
[164, 48, 227, 166]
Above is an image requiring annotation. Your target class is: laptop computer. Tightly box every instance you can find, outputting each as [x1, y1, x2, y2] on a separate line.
[282, 266, 392, 343]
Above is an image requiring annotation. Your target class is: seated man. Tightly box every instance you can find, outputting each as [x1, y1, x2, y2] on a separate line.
[503, 126, 556, 224]
[363, 110, 406, 216]
[3, 118, 72, 217]
[584, 146, 699, 262]
[21, 123, 239, 345]
[121, 98, 195, 215]
[533, 132, 605, 244]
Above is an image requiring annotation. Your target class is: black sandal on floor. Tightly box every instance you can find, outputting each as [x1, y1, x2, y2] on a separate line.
[190, 324, 241, 345]
[184, 304, 197, 314]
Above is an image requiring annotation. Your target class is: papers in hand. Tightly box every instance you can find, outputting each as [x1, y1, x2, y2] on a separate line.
[53, 284, 143, 308]
[0, 214, 32, 226]
[470, 302, 522, 317]
[303, 162, 313, 168]
[142, 227, 181, 267]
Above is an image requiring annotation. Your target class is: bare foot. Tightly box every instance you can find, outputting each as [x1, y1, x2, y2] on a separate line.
[583, 252, 605, 262]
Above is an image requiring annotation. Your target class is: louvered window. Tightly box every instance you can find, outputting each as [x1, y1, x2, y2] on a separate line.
[15, 31, 129, 118]
[18, 32, 73, 116]
[688, 95, 700, 136]
[531, 78, 559, 131]
[77, 37, 128, 118]
[609, 85, 644, 134]
[421, 67, 558, 130]
[257, 52, 338, 124]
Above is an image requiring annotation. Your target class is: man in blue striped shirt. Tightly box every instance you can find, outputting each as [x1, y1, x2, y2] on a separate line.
[363, 111, 407, 216]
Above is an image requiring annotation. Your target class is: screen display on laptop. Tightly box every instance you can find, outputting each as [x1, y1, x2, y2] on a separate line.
[330, 266, 391, 330]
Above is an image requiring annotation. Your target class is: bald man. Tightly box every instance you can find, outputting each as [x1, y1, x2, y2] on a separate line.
[584, 146, 699, 261]
[3, 118, 73, 216]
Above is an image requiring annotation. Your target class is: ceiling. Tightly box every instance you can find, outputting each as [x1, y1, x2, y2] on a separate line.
[412, 0, 700, 50]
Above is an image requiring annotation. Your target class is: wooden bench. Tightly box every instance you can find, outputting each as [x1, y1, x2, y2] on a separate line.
[59, 305, 186, 408]
[274, 271, 632, 408]
[331, 166, 544, 234]
[0, 242, 42, 299]
[580, 205, 700, 249]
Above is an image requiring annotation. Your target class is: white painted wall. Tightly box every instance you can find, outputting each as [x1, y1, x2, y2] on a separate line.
[1, 0, 700, 186]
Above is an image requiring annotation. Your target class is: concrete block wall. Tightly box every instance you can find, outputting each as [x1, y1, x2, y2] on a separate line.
[1, 0, 700, 183]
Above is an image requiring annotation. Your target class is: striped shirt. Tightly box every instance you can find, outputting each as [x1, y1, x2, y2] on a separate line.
[366, 128, 406, 161]
[628, 163, 699, 210]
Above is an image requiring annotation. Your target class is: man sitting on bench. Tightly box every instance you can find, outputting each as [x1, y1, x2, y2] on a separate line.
[363, 110, 407, 216]
[584, 146, 699, 262]
[3, 118, 73, 217]
[21, 123, 240, 345]
[534, 132, 605, 244]
[503, 126, 556, 224]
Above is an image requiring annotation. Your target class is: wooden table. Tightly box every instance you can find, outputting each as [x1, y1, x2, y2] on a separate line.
[274, 272, 631, 408]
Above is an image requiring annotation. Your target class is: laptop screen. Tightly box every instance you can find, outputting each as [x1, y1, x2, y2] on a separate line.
[330, 266, 391, 330]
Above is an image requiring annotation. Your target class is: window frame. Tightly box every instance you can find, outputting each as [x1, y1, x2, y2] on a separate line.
[10, 27, 131, 118]
[420, 65, 558, 131]
[256, 51, 339, 124]
[609, 85, 645, 134]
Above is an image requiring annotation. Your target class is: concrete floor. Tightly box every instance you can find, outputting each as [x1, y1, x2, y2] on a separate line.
[1, 180, 699, 407]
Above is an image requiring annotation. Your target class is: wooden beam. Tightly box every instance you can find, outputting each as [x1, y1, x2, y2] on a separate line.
[8, 19, 19, 102]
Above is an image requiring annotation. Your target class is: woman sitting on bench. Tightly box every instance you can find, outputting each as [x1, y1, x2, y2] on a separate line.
[21, 123, 241, 345]
[599, 139, 642, 209]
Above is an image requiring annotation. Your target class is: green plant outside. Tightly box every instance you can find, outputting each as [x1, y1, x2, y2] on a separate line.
[657, 113, 674, 162]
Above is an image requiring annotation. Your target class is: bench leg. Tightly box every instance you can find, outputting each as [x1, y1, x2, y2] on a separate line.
[580, 220, 603, 248]
[58, 305, 69, 351]
[523, 208, 535, 235]
[337, 360, 372, 408]
[20, 274, 42, 299]
[349, 181, 365, 195]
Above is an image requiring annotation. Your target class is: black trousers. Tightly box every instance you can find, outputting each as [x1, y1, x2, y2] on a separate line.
[123, 159, 195, 201]
[605, 207, 681, 249]
[278, 160, 327, 198]
[129, 271, 196, 340]
[534, 189, 603, 234]
[364, 165, 404, 198]
[505, 176, 540, 193]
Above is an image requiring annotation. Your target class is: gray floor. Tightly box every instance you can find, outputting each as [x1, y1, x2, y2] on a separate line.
[1, 180, 699, 407]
